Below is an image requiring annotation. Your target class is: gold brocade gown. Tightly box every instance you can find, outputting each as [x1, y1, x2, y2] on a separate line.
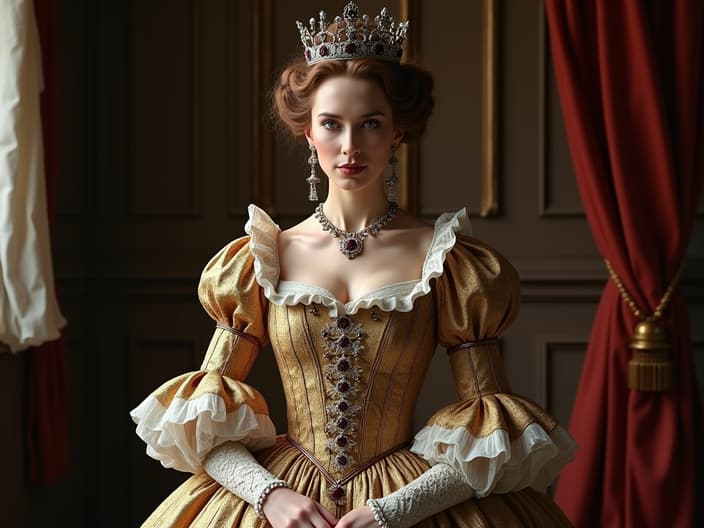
[131, 205, 576, 527]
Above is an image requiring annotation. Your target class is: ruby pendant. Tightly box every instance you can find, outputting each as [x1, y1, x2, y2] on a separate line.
[339, 234, 363, 259]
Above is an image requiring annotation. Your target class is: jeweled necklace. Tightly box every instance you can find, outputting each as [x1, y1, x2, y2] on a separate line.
[314, 202, 399, 259]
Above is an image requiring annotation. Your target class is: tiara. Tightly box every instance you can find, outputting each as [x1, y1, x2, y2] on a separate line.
[296, 2, 409, 65]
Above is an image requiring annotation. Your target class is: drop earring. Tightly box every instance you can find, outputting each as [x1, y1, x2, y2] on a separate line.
[385, 144, 399, 202]
[307, 143, 320, 202]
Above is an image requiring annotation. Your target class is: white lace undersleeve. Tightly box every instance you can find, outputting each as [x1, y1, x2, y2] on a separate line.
[366, 463, 475, 528]
[204, 441, 288, 518]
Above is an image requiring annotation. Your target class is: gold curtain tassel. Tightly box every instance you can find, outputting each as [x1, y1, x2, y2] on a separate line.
[627, 320, 672, 391]
[605, 259, 682, 392]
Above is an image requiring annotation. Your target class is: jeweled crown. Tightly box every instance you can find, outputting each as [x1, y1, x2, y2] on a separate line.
[296, 2, 409, 65]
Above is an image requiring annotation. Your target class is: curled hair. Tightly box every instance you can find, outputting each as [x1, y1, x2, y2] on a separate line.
[273, 58, 434, 143]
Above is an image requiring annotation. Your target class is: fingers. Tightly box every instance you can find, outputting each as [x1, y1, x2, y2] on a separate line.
[315, 503, 339, 526]
[261, 487, 339, 528]
[336, 506, 377, 528]
[297, 502, 336, 528]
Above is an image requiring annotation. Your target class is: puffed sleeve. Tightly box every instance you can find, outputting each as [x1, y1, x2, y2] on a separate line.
[130, 236, 276, 473]
[410, 234, 577, 497]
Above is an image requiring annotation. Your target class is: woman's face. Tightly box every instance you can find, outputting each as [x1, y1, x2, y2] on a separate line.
[306, 75, 402, 194]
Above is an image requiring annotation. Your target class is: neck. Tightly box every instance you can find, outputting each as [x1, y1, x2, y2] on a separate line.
[321, 182, 391, 232]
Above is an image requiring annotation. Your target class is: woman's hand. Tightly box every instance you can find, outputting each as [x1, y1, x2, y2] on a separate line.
[261, 487, 338, 528]
[336, 506, 379, 528]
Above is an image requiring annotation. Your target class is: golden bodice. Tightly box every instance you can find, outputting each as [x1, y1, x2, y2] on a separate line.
[268, 294, 439, 475]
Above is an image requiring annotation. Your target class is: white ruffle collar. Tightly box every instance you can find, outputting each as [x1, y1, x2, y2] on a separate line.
[245, 204, 470, 316]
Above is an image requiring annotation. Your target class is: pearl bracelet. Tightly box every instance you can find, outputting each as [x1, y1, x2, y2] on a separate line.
[254, 479, 290, 519]
[366, 499, 390, 528]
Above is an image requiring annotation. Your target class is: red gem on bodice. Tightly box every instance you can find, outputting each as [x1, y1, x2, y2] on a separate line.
[336, 436, 348, 447]
[337, 358, 350, 371]
[330, 485, 346, 500]
[337, 401, 349, 412]
[337, 317, 350, 329]
[337, 417, 348, 429]
[337, 381, 350, 393]
[336, 455, 348, 467]
[338, 336, 351, 348]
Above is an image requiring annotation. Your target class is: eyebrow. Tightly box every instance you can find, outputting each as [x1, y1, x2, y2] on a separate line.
[317, 111, 386, 118]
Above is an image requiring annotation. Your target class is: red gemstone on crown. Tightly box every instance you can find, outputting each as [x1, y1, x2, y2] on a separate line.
[345, 43, 357, 54]
[337, 358, 350, 371]
[337, 381, 350, 393]
[319, 45, 329, 57]
[337, 317, 351, 329]
[305, 49, 312, 61]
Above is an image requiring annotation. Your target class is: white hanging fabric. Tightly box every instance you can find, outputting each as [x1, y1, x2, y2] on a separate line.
[0, 0, 66, 353]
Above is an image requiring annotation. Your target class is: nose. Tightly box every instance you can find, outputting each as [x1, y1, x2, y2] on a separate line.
[341, 129, 361, 156]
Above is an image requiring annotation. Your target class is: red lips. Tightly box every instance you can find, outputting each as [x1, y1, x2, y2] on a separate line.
[337, 163, 367, 175]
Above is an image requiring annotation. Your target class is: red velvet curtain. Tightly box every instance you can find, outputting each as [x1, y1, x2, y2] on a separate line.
[544, 2, 704, 526]
[28, 0, 70, 484]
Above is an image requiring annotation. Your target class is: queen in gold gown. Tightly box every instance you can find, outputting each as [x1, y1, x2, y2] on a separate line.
[131, 3, 576, 527]
[131, 206, 576, 527]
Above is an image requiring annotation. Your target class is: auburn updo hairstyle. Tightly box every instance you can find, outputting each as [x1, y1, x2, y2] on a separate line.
[273, 58, 434, 143]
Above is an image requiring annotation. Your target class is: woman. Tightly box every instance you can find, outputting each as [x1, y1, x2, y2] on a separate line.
[131, 3, 576, 527]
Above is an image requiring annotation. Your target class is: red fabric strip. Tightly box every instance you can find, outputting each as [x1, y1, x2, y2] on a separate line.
[27, 0, 70, 484]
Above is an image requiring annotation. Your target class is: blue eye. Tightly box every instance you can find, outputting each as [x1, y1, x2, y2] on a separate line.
[363, 119, 380, 128]
[321, 120, 339, 129]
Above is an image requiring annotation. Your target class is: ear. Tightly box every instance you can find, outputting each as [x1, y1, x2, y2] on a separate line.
[304, 127, 313, 146]
[392, 127, 404, 145]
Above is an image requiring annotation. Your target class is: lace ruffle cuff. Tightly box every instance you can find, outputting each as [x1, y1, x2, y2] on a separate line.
[130, 370, 276, 472]
[411, 398, 577, 498]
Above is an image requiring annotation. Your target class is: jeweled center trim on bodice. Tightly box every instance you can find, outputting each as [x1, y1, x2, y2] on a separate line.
[321, 315, 365, 479]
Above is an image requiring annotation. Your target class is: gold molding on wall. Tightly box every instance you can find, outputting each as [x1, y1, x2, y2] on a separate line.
[252, 0, 275, 214]
[481, 0, 499, 217]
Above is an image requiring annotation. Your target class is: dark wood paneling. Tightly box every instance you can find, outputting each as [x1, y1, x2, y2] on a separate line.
[132, 0, 201, 216]
[694, 341, 704, 405]
[537, 9, 583, 218]
[536, 337, 588, 425]
[226, 0, 255, 216]
[56, 1, 101, 217]
[418, 1, 485, 216]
